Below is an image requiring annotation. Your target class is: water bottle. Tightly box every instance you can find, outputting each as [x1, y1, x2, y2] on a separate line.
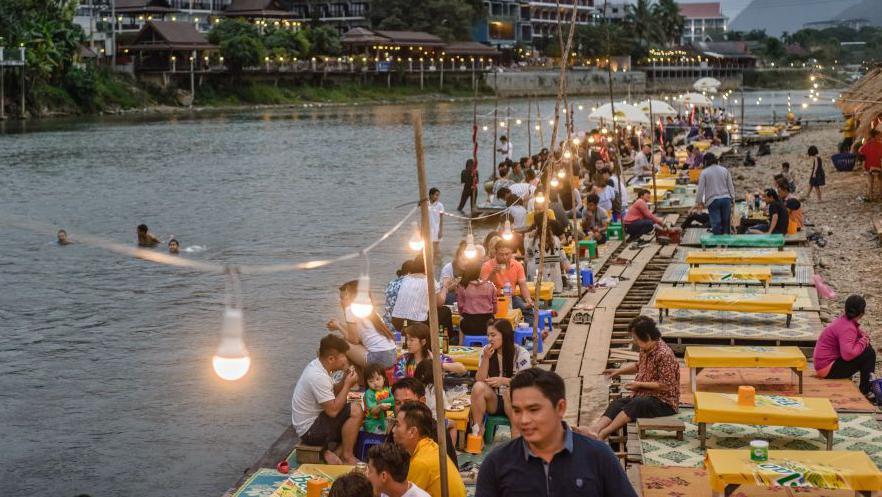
[754, 192, 761, 210]
[581, 267, 594, 287]
[503, 282, 512, 298]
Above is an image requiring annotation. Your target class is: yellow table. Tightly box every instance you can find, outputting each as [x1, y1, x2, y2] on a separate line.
[686, 250, 798, 275]
[445, 405, 471, 448]
[654, 288, 796, 327]
[298, 464, 355, 480]
[446, 345, 480, 371]
[685, 346, 807, 393]
[452, 308, 522, 329]
[519, 281, 555, 301]
[693, 392, 838, 450]
[694, 140, 712, 152]
[686, 266, 773, 288]
[705, 450, 882, 497]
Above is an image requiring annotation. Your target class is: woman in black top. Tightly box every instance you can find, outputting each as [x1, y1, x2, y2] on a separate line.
[749, 188, 789, 235]
[808, 145, 825, 202]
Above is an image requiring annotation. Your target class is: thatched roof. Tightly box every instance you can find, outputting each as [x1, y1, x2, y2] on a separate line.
[838, 68, 882, 137]
[123, 21, 215, 51]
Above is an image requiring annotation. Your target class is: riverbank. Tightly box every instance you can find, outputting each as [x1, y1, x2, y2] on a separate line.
[732, 123, 882, 354]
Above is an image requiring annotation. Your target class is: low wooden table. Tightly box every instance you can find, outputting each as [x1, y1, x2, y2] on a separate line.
[445, 406, 471, 449]
[705, 449, 882, 497]
[693, 392, 838, 450]
[654, 288, 797, 327]
[685, 249, 798, 276]
[700, 233, 785, 250]
[452, 308, 522, 329]
[686, 266, 773, 288]
[685, 345, 807, 393]
[446, 345, 480, 371]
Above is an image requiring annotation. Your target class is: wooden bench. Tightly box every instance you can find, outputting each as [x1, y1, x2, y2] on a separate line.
[637, 416, 685, 441]
[685, 249, 797, 276]
[686, 266, 773, 288]
[685, 345, 807, 393]
[295, 443, 323, 464]
[654, 288, 797, 327]
[700, 233, 785, 250]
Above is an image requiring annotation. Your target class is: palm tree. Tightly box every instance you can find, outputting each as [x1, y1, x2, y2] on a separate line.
[625, 0, 660, 49]
[653, 0, 685, 47]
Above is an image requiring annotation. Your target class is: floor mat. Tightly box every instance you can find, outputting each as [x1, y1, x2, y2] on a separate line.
[679, 367, 876, 412]
[643, 307, 820, 342]
[639, 465, 853, 496]
[640, 410, 882, 468]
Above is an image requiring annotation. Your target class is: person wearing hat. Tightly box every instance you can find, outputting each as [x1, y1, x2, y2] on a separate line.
[694, 153, 735, 235]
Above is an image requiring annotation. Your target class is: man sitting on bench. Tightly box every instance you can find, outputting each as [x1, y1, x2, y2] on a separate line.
[291, 335, 363, 464]
[578, 316, 680, 441]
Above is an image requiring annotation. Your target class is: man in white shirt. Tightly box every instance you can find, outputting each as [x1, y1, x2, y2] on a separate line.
[497, 135, 512, 161]
[508, 169, 537, 200]
[428, 187, 444, 259]
[291, 334, 362, 465]
[633, 144, 655, 180]
[365, 442, 432, 497]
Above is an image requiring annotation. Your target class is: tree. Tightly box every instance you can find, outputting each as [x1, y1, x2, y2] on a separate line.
[625, 0, 662, 50]
[264, 28, 310, 58]
[221, 35, 265, 73]
[0, 0, 83, 84]
[207, 18, 260, 45]
[575, 24, 635, 58]
[653, 0, 685, 47]
[304, 26, 341, 56]
[370, 0, 483, 41]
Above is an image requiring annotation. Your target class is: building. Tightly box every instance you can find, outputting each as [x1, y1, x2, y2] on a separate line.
[286, 1, 370, 33]
[597, 2, 627, 23]
[122, 20, 216, 72]
[528, 0, 597, 41]
[803, 18, 870, 31]
[679, 2, 727, 44]
[473, 1, 521, 48]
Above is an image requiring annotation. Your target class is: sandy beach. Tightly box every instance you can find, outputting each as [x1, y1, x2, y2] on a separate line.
[727, 123, 882, 357]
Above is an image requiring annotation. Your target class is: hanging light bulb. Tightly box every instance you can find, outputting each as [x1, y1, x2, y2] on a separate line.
[534, 124, 541, 131]
[501, 220, 513, 240]
[563, 150, 572, 160]
[535, 191, 546, 204]
[573, 138, 581, 146]
[463, 233, 477, 259]
[557, 168, 567, 179]
[408, 222, 424, 251]
[482, 125, 488, 131]
[548, 119, 554, 126]
[550, 176, 560, 188]
[516, 119, 522, 125]
[212, 307, 251, 381]
[350, 274, 373, 318]
[578, 105, 584, 110]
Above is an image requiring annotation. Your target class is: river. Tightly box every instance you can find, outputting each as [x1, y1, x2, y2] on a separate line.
[0, 90, 840, 497]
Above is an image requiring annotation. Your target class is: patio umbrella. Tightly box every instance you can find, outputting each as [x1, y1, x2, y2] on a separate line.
[694, 77, 722, 93]
[675, 92, 713, 107]
[588, 103, 650, 125]
[637, 100, 678, 116]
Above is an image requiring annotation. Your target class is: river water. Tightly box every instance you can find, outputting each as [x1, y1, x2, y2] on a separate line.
[0, 90, 839, 497]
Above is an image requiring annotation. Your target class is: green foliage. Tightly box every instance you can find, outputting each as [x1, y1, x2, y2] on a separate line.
[575, 23, 636, 58]
[264, 28, 310, 58]
[655, 0, 685, 47]
[305, 26, 341, 56]
[370, 0, 482, 41]
[0, 0, 84, 84]
[220, 35, 265, 73]
[625, 0, 660, 51]
[207, 18, 260, 45]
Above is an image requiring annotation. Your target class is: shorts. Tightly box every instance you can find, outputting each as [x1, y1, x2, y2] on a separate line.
[492, 394, 506, 415]
[460, 313, 494, 336]
[299, 403, 352, 451]
[366, 348, 397, 369]
[603, 395, 675, 421]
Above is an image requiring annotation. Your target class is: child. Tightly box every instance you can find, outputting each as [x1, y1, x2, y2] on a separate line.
[808, 145, 825, 202]
[362, 363, 394, 434]
[414, 359, 449, 420]
[781, 162, 796, 193]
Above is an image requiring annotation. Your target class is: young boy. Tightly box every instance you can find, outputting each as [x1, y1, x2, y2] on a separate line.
[781, 162, 796, 193]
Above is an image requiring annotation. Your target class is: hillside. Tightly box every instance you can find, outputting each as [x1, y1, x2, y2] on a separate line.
[730, 0, 862, 36]
[835, 0, 882, 27]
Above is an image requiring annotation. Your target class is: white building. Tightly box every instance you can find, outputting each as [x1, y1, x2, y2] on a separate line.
[679, 2, 727, 44]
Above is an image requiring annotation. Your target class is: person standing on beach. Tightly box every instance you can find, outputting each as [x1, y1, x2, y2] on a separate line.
[428, 188, 444, 259]
[497, 135, 512, 162]
[807, 145, 825, 202]
[694, 153, 735, 235]
[859, 129, 882, 202]
[456, 159, 477, 213]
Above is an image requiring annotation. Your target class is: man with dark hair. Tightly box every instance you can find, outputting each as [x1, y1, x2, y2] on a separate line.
[695, 152, 735, 235]
[328, 471, 373, 497]
[480, 240, 533, 320]
[581, 192, 609, 244]
[457, 159, 478, 213]
[136, 224, 160, 247]
[748, 188, 788, 234]
[291, 334, 362, 465]
[57, 229, 71, 246]
[476, 368, 637, 496]
[366, 443, 430, 497]
[393, 401, 466, 497]
[390, 378, 457, 465]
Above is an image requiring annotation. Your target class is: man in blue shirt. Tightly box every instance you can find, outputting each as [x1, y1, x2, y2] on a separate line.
[475, 368, 637, 497]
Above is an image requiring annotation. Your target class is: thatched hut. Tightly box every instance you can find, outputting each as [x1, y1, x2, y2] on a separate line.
[837, 68, 882, 138]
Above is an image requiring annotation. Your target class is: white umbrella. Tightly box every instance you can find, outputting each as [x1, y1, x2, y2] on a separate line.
[637, 99, 678, 117]
[675, 92, 713, 107]
[587, 103, 650, 125]
[693, 77, 721, 93]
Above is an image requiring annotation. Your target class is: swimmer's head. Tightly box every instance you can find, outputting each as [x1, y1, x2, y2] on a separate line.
[137, 224, 149, 234]
[168, 239, 180, 254]
[57, 230, 69, 245]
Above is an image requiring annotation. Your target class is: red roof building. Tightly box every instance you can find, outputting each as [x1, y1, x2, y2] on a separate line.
[679, 2, 728, 44]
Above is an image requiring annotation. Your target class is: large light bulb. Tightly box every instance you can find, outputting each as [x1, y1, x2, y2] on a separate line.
[563, 151, 572, 160]
[601, 127, 608, 134]
[588, 136, 595, 144]
[408, 223, 424, 251]
[573, 138, 581, 146]
[501, 220, 513, 241]
[535, 192, 546, 204]
[350, 275, 373, 318]
[212, 308, 251, 381]
[463, 234, 477, 259]
[557, 168, 566, 178]
[550, 176, 560, 187]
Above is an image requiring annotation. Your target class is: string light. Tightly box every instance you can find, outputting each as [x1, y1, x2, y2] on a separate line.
[588, 136, 595, 144]
[501, 220, 513, 241]
[408, 222, 424, 251]
[550, 176, 560, 188]
[557, 168, 566, 178]
[535, 191, 546, 204]
[573, 138, 581, 146]
[548, 119, 554, 125]
[562, 151, 572, 160]
[601, 128, 608, 134]
[482, 125, 488, 131]
[350, 272, 373, 318]
[212, 307, 250, 381]
[463, 232, 477, 259]
[535, 124, 541, 130]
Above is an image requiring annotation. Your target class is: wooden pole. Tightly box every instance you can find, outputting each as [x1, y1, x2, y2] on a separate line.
[649, 99, 658, 209]
[471, 98, 479, 215]
[492, 102, 498, 179]
[412, 112, 450, 497]
[604, 0, 624, 204]
[527, 96, 532, 156]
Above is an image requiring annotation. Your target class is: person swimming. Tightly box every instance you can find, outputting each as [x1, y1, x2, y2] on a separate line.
[137, 224, 161, 247]
[168, 239, 180, 254]
[57, 229, 71, 246]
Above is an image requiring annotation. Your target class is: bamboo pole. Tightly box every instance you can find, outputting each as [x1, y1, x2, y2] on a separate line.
[412, 112, 450, 497]
[527, 96, 532, 156]
[649, 100, 658, 209]
[471, 99, 479, 215]
[555, 27, 581, 298]
[603, 0, 624, 207]
[531, 1, 579, 366]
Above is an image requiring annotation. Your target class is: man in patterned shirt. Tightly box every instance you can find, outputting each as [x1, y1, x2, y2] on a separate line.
[578, 316, 680, 440]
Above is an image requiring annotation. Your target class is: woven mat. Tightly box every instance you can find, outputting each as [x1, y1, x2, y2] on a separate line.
[681, 228, 807, 246]
[679, 367, 876, 413]
[640, 411, 882, 469]
[661, 263, 816, 287]
[639, 465, 853, 496]
[642, 307, 821, 342]
[674, 247, 814, 265]
[651, 284, 820, 311]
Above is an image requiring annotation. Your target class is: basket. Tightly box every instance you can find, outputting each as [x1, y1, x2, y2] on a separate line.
[832, 153, 857, 172]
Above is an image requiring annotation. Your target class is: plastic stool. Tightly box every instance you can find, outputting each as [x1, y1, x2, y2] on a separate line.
[356, 430, 387, 460]
[538, 309, 553, 331]
[606, 222, 624, 241]
[514, 326, 543, 353]
[393, 331, 402, 343]
[462, 335, 489, 347]
[577, 239, 598, 258]
[484, 414, 511, 445]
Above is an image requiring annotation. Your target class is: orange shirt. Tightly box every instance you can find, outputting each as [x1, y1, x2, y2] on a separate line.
[480, 259, 526, 292]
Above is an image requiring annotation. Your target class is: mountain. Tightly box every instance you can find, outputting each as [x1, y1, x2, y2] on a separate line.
[730, 0, 862, 36]
[835, 0, 882, 27]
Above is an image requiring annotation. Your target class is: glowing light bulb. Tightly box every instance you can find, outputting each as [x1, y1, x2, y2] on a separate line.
[550, 176, 560, 188]
[563, 151, 572, 160]
[578, 105, 584, 110]
[501, 220, 513, 240]
[535, 125, 541, 130]
[482, 125, 488, 131]
[548, 119, 554, 125]
[588, 136, 595, 144]
[463, 234, 477, 259]
[212, 308, 250, 381]
[801, 103, 808, 109]
[573, 138, 581, 146]
[516, 119, 522, 125]
[408, 223, 424, 251]
[601, 127, 608, 134]
[535, 192, 546, 204]
[350, 275, 373, 318]
[500, 121, 506, 128]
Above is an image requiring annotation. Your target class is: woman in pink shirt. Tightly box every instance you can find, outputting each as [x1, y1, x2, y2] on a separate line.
[623, 189, 666, 241]
[813, 295, 876, 395]
[456, 262, 497, 338]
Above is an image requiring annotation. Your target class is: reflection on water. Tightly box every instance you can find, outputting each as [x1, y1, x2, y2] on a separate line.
[0, 91, 839, 497]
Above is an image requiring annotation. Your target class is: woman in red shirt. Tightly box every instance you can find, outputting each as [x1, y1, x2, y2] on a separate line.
[623, 189, 666, 241]
[455, 262, 497, 337]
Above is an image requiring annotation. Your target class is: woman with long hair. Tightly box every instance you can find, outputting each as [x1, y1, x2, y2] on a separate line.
[814, 295, 876, 395]
[392, 323, 466, 380]
[469, 319, 531, 438]
[456, 262, 497, 337]
[327, 280, 398, 369]
[807, 145, 825, 202]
